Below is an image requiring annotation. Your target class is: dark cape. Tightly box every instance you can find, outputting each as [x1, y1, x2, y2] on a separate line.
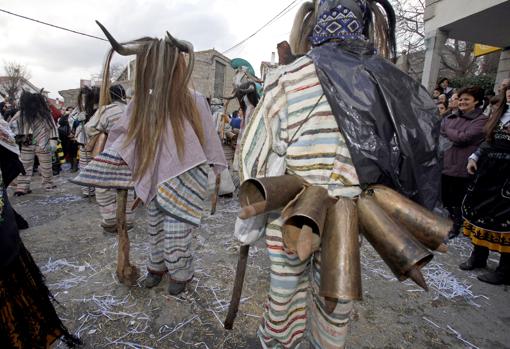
[0, 145, 25, 267]
[309, 42, 441, 210]
[0, 144, 81, 348]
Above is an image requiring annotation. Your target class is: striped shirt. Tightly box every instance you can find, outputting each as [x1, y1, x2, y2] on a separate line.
[240, 55, 360, 198]
[9, 112, 58, 151]
[85, 101, 127, 138]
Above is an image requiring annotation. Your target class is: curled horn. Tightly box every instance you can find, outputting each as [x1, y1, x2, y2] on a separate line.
[96, 20, 143, 56]
[165, 31, 195, 83]
[165, 31, 192, 53]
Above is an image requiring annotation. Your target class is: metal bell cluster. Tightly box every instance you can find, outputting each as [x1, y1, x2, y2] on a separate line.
[237, 176, 452, 312]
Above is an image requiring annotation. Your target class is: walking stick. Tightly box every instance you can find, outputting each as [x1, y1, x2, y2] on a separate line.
[224, 244, 250, 330]
[87, 152, 93, 202]
[115, 189, 139, 285]
[210, 174, 221, 215]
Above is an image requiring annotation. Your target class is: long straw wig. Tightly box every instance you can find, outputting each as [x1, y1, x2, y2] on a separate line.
[77, 85, 100, 119]
[289, 0, 396, 60]
[18, 90, 54, 133]
[96, 21, 204, 180]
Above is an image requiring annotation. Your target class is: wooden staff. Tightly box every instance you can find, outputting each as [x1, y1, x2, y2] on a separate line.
[115, 189, 139, 285]
[210, 174, 221, 215]
[224, 244, 250, 330]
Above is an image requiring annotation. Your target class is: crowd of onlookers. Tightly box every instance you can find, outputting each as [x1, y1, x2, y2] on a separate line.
[435, 77, 510, 286]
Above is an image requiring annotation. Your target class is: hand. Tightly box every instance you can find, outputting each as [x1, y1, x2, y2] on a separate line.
[48, 139, 58, 153]
[467, 159, 477, 175]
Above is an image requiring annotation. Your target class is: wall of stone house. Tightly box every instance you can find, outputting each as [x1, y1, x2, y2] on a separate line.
[58, 88, 80, 108]
[190, 50, 239, 114]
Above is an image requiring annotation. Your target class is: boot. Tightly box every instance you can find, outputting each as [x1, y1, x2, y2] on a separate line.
[459, 245, 489, 270]
[167, 279, 187, 295]
[142, 272, 163, 288]
[478, 253, 510, 285]
[70, 158, 78, 173]
[448, 206, 462, 239]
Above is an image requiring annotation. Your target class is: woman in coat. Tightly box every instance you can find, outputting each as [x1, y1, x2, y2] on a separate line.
[440, 86, 488, 239]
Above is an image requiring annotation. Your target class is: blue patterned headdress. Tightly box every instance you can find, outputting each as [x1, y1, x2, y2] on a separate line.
[311, 0, 368, 46]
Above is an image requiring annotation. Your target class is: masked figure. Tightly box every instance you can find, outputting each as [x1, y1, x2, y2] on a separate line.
[238, 1, 441, 347]
[0, 119, 80, 348]
[225, 81, 260, 172]
[9, 91, 58, 196]
[84, 84, 134, 233]
[73, 23, 227, 295]
[68, 86, 100, 195]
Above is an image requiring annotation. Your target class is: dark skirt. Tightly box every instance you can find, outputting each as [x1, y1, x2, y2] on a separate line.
[462, 155, 510, 252]
[0, 242, 81, 348]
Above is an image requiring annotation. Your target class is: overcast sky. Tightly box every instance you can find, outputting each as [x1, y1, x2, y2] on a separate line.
[0, 0, 301, 99]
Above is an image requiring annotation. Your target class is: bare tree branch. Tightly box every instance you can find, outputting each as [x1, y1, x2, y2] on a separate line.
[392, 0, 479, 78]
[1, 61, 31, 102]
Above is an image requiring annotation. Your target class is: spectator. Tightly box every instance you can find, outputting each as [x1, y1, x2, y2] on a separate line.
[485, 95, 501, 118]
[49, 103, 62, 124]
[440, 86, 488, 239]
[439, 77, 454, 99]
[438, 94, 448, 108]
[497, 77, 510, 94]
[448, 93, 459, 114]
[460, 85, 510, 285]
[437, 102, 448, 117]
[2, 102, 18, 122]
[432, 86, 443, 103]
[58, 107, 73, 162]
[230, 110, 241, 130]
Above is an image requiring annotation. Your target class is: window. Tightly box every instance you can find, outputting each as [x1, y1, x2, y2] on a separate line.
[214, 61, 226, 98]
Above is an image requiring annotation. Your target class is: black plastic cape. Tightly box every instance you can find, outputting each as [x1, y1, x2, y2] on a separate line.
[309, 42, 441, 210]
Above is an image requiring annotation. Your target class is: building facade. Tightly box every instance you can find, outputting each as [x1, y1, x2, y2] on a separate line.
[422, 0, 510, 91]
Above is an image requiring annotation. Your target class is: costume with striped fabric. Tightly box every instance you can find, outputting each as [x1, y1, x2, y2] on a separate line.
[148, 163, 208, 280]
[9, 112, 58, 193]
[72, 92, 225, 283]
[85, 102, 128, 225]
[70, 107, 95, 196]
[71, 149, 134, 189]
[156, 164, 209, 227]
[73, 150, 209, 279]
[146, 201, 194, 282]
[240, 56, 360, 348]
[78, 147, 94, 196]
[71, 148, 135, 226]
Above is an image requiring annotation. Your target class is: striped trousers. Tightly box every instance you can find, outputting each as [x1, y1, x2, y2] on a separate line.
[16, 144, 54, 193]
[96, 188, 134, 227]
[259, 214, 352, 349]
[147, 200, 194, 282]
[78, 146, 94, 196]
